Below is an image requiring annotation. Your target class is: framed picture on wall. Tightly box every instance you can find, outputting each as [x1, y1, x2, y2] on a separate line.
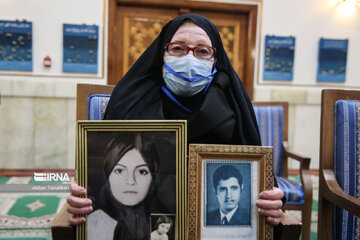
[0, 20, 33, 71]
[75, 120, 187, 240]
[187, 144, 274, 240]
[263, 35, 295, 81]
[317, 38, 348, 83]
[63, 24, 99, 74]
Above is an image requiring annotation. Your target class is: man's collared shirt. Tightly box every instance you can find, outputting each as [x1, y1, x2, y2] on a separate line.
[220, 205, 238, 224]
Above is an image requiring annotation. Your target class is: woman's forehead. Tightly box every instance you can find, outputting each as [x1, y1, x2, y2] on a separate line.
[170, 22, 212, 46]
[116, 148, 146, 166]
[160, 223, 171, 226]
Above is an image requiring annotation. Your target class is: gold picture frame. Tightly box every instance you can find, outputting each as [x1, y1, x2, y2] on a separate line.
[188, 144, 274, 240]
[76, 120, 187, 240]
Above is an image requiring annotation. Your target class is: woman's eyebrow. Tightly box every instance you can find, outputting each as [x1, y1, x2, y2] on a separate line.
[171, 40, 210, 46]
[135, 164, 149, 168]
[115, 164, 126, 168]
[115, 164, 149, 168]
[171, 40, 186, 44]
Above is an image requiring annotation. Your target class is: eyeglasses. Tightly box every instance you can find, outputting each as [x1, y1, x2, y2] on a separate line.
[165, 42, 216, 60]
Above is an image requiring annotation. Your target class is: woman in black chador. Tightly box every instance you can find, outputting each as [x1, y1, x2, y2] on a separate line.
[103, 14, 260, 146]
[68, 14, 285, 231]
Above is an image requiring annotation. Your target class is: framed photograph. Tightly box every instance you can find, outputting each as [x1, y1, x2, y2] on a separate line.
[188, 144, 274, 240]
[150, 214, 176, 240]
[75, 120, 187, 240]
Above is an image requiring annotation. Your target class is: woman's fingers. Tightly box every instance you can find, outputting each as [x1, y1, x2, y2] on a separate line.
[258, 208, 283, 218]
[68, 181, 91, 208]
[256, 199, 283, 210]
[258, 208, 284, 226]
[256, 187, 284, 210]
[256, 187, 284, 226]
[67, 195, 92, 208]
[68, 215, 86, 225]
[67, 181, 92, 226]
[258, 187, 284, 200]
[265, 216, 282, 226]
[70, 181, 87, 196]
[67, 203, 93, 215]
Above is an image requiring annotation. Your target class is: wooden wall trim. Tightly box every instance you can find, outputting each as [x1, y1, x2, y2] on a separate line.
[115, 0, 258, 13]
[108, 0, 117, 85]
[245, 6, 257, 99]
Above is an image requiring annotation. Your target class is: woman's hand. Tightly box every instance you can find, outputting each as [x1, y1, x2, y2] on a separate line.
[256, 187, 284, 226]
[67, 181, 93, 225]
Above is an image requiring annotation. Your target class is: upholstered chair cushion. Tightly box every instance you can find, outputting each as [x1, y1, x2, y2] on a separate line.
[253, 105, 305, 205]
[334, 100, 360, 240]
[87, 94, 111, 120]
[253, 106, 284, 176]
[276, 176, 304, 205]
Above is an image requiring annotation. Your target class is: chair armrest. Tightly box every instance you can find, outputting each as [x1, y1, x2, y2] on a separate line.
[283, 141, 311, 165]
[283, 141, 313, 201]
[322, 169, 360, 217]
[274, 213, 302, 240]
[51, 202, 75, 240]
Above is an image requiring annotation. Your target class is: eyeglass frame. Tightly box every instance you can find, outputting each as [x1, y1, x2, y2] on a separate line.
[164, 42, 216, 60]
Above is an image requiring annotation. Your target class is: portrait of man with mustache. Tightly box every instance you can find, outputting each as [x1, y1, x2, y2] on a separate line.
[206, 164, 251, 226]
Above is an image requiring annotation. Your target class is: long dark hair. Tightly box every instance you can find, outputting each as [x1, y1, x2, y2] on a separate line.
[103, 134, 159, 181]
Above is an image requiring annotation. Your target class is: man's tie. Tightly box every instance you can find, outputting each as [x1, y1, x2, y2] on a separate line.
[221, 216, 229, 225]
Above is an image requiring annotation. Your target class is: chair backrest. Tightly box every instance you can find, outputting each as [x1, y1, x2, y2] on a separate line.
[333, 99, 360, 240]
[253, 102, 288, 177]
[76, 84, 115, 120]
[87, 94, 111, 120]
[319, 89, 360, 240]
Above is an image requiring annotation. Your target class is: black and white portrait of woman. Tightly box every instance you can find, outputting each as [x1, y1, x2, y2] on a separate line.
[86, 131, 176, 240]
[150, 214, 175, 240]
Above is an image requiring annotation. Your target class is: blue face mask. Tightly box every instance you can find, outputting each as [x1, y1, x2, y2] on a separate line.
[162, 55, 217, 97]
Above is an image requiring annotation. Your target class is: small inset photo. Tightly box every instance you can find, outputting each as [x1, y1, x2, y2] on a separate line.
[150, 214, 176, 240]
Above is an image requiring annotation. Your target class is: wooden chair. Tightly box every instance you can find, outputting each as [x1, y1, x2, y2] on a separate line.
[76, 83, 115, 120]
[317, 89, 360, 240]
[52, 84, 302, 240]
[253, 102, 312, 240]
[51, 202, 74, 240]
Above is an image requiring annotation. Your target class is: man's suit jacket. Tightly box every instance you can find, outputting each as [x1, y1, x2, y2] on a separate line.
[206, 206, 251, 226]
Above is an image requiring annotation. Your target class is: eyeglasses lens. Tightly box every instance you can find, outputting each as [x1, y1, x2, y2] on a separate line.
[167, 44, 187, 56]
[195, 47, 213, 59]
[167, 44, 214, 60]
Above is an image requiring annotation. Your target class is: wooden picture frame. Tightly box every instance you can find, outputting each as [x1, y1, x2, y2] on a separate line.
[76, 120, 187, 240]
[188, 144, 274, 240]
